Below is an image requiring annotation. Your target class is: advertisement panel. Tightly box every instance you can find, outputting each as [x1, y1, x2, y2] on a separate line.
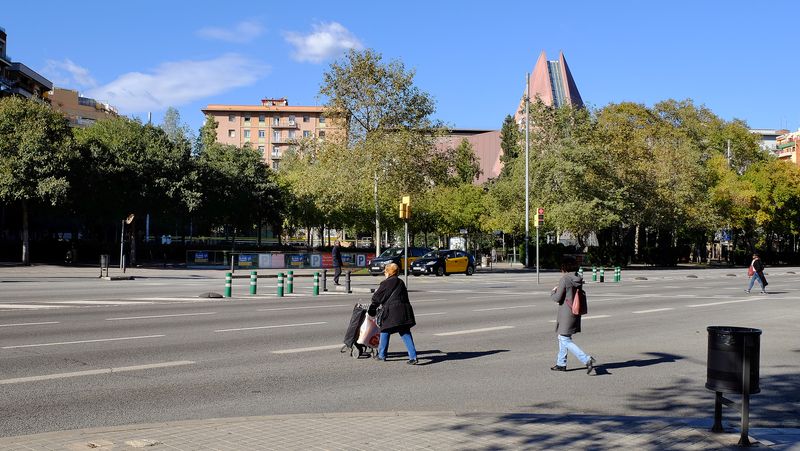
[310, 254, 322, 268]
[356, 254, 367, 267]
[238, 254, 254, 267]
[258, 254, 271, 268]
[269, 253, 285, 268]
[194, 251, 208, 263]
[288, 254, 308, 268]
[322, 253, 333, 268]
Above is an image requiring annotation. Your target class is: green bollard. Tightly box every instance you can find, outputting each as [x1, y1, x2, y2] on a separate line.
[578, 267, 584, 278]
[313, 272, 320, 296]
[224, 272, 232, 297]
[250, 270, 257, 295]
[592, 266, 597, 282]
[615, 266, 621, 283]
[277, 272, 284, 297]
[599, 267, 605, 283]
[287, 270, 294, 294]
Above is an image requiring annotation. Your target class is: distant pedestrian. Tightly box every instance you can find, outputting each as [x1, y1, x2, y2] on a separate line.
[491, 248, 497, 263]
[745, 253, 768, 294]
[332, 240, 343, 285]
[369, 262, 418, 364]
[550, 255, 595, 374]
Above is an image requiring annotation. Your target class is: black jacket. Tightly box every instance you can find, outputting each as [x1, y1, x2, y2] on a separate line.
[369, 276, 416, 333]
[332, 245, 343, 267]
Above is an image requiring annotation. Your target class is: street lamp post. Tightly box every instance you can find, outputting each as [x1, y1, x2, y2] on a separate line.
[524, 73, 530, 268]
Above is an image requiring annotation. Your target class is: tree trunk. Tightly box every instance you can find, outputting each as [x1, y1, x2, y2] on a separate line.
[21, 199, 30, 265]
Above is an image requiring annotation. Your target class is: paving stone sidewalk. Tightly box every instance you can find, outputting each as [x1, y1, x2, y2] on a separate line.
[1, 411, 799, 450]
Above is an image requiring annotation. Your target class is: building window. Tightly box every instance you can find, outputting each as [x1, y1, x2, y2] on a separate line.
[258, 145, 265, 154]
[303, 115, 310, 123]
[259, 114, 265, 123]
[272, 161, 280, 170]
[228, 129, 236, 138]
[288, 130, 296, 140]
[303, 130, 311, 138]
[258, 130, 265, 138]
[288, 115, 296, 125]
[244, 130, 251, 139]
[273, 116, 280, 126]
[272, 146, 280, 157]
[319, 131, 325, 139]
[319, 115, 326, 123]
[228, 114, 235, 122]
[273, 131, 281, 141]
[244, 115, 251, 124]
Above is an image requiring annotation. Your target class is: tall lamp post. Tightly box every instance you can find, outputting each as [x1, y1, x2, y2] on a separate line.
[524, 73, 530, 268]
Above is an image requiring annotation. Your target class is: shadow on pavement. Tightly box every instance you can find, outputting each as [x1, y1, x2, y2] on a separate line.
[593, 352, 684, 376]
[384, 349, 509, 365]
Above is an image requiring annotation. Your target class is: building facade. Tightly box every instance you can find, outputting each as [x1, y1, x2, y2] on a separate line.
[0, 27, 52, 101]
[46, 87, 118, 127]
[202, 98, 336, 170]
[775, 129, 800, 165]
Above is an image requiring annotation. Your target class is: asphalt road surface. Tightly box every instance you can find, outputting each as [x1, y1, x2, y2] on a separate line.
[1, 266, 799, 437]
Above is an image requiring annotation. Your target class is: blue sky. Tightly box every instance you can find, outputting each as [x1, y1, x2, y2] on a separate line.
[4, 1, 798, 135]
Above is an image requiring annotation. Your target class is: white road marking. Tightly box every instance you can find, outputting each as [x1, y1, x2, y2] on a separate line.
[473, 305, 535, 312]
[0, 361, 195, 385]
[434, 326, 515, 336]
[272, 344, 344, 354]
[413, 299, 445, 303]
[0, 321, 59, 327]
[632, 308, 674, 314]
[416, 312, 446, 316]
[2, 335, 165, 349]
[0, 304, 67, 309]
[106, 312, 217, 321]
[51, 300, 154, 305]
[548, 315, 611, 323]
[258, 304, 348, 311]
[131, 297, 197, 301]
[688, 299, 763, 307]
[215, 321, 326, 333]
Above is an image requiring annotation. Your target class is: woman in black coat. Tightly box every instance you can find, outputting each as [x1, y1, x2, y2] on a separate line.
[369, 262, 418, 364]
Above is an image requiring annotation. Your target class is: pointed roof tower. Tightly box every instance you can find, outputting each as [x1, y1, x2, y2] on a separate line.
[514, 51, 583, 124]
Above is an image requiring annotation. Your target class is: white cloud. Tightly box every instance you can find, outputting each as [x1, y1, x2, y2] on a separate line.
[42, 59, 97, 88]
[197, 20, 265, 43]
[284, 22, 363, 63]
[85, 54, 269, 114]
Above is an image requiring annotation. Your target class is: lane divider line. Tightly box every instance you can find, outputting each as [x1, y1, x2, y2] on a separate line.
[688, 298, 763, 307]
[0, 361, 195, 385]
[632, 308, 674, 314]
[106, 312, 217, 321]
[0, 321, 59, 327]
[272, 344, 344, 354]
[473, 305, 535, 312]
[215, 321, 326, 333]
[434, 326, 514, 336]
[416, 312, 447, 316]
[548, 315, 611, 323]
[258, 305, 348, 311]
[2, 335, 165, 349]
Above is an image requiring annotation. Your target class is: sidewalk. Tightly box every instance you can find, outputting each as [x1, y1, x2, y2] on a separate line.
[1, 411, 799, 450]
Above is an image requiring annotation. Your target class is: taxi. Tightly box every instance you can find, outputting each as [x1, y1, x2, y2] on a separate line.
[410, 249, 476, 276]
[368, 247, 430, 275]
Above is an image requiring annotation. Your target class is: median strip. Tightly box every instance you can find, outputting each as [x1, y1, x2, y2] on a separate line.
[0, 361, 195, 385]
[434, 326, 514, 336]
[2, 335, 165, 349]
[215, 321, 326, 333]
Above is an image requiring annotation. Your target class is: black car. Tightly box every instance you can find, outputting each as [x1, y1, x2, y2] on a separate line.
[410, 249, 476, 276]
[368, 247, 430, 275]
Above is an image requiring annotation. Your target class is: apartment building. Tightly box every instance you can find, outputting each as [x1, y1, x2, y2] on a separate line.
[202, 98, 337, 170]
[46, 87, 118, 127]
[0, 26, 52, 101]
[775, 129, 800, 166]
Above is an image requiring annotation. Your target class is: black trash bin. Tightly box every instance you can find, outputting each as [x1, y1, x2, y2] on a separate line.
[706, 326, 761, 394]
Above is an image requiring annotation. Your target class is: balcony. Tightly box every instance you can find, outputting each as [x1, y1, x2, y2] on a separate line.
[271, 121, 298, 129]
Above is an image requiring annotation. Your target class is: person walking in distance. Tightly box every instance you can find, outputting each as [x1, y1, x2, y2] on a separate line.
[369, 263, 418, 364]
[745, 253, 768, 294]
[332, 240, 343, 285]
[550, 256, 595, 374]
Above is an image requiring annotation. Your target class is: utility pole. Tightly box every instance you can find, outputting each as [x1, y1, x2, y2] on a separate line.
[524, 73, 530, 268]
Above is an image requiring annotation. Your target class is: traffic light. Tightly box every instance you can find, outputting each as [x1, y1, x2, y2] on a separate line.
[399, 196, 411, 220]
[536, 207, 544, 227]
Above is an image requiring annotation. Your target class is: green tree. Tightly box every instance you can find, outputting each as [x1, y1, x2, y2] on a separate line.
[0, 97, 74, 264]
[499, 114, 522, 176]
[452, 138, 482, 184]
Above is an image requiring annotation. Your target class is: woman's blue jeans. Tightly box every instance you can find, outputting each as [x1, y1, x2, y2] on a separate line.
[747, 273, 765, 291]
[556, 334, 589, 367]
[378, 328, 417, 360]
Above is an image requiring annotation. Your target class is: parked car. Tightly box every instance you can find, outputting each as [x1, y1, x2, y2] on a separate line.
[410, 249, 476, 276]
[368, 247, 430, 275]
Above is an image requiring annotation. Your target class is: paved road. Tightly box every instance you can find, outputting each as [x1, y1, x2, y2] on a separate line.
[1, 266, 799, 439]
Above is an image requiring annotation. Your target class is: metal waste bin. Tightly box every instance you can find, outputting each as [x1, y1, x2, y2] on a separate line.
[706, 326, 761, 394]
[100, 254, 110, 277]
